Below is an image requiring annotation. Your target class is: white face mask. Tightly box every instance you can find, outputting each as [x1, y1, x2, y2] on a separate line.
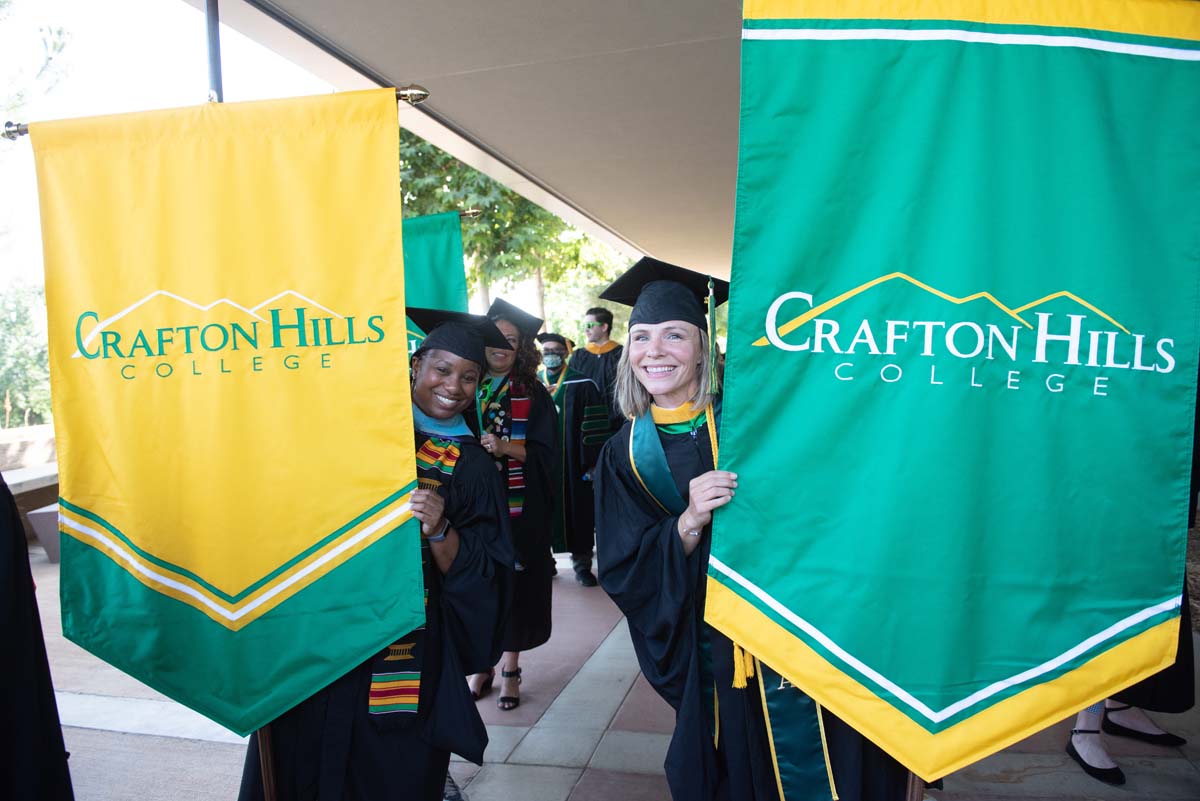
[542, 354, 564, 370]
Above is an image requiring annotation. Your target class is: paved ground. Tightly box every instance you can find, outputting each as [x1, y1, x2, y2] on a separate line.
[29, 544, 1200, 801]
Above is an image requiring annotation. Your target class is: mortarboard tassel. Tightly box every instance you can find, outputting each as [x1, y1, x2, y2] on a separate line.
[707, 277, 718, 392]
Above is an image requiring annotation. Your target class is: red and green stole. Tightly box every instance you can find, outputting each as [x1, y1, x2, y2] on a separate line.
[479, 375, 529, 518]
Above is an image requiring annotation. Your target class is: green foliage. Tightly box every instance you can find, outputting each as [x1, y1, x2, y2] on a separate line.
[399, 128, 628, 296]
[0, 281, 51, 426]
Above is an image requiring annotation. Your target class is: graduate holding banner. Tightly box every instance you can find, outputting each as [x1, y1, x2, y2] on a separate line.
[707, 0, 1200, 785]
[595, 258, 908, 801]
[240, 310, 515, 800]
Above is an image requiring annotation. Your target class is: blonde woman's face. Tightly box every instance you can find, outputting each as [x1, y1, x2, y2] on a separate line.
[627, 320, 701, 408]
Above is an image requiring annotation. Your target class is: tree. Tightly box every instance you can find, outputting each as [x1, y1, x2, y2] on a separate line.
[399, 129, 627, 317]
[0, 281, 51, 426]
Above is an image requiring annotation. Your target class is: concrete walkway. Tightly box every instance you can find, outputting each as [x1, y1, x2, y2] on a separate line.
[29, 544, 1200, 800]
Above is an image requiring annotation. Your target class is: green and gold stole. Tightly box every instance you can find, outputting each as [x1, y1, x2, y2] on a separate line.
[629, 400, 835, 801]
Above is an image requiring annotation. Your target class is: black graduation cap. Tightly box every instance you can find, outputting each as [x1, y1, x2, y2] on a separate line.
[407, 306, 512, 368]
[535, 332, 568, 348]
[600, 257, 729, 330]
[487, 297, 543, 340]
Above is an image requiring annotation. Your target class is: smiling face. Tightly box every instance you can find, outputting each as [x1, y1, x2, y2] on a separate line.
[411, 349, 481, 419]
[628, 320, 702, 408]
[485, 318, 520, 376]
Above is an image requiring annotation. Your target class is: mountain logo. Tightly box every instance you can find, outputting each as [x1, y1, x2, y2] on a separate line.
[756, 272, 1176, 395]
[70, 289, 389, 380]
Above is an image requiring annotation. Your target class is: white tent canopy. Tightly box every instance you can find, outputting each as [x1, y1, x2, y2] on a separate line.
[185, 0, 743, 276]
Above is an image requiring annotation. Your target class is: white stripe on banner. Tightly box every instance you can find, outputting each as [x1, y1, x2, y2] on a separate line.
[60, 501, 411, 622]
[742, 28, 1200, 62]
[708, 555, 1181, 723]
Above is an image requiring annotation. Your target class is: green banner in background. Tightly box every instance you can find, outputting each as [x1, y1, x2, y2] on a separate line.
[708, 0, 1200, 780]
[403, 211, 469, 353]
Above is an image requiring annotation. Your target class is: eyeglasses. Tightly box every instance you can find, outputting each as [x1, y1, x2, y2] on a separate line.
[584, 322, 603, 329]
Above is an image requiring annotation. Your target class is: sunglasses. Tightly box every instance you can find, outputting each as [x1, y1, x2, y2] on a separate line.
[584, 322, 604, 329]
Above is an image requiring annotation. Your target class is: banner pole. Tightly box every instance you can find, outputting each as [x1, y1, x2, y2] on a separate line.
[205, 0, 224, 103]
[257, 725, 278, 801]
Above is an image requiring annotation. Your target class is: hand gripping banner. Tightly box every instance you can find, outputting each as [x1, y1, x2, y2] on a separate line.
[708, 1, 1200, 779]
[33, 89, 425, 735]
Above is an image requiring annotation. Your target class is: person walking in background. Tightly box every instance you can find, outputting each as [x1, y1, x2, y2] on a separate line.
[568, 306, 625, 432]
[537, 332, 610, 587]
[467, 298, 559, 711]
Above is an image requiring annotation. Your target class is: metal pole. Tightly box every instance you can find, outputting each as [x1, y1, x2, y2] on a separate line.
[206, 0, 225, 102]
[257, 725, 278, 801]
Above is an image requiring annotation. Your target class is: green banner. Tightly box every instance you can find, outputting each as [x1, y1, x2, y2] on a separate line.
[709, 1, 1200, 779]
[403, 211, 469, 353]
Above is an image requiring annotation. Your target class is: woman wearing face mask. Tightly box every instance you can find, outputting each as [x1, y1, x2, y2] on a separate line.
[239, 309, 514, 801]
[466, 298, 559, 712]
[594, 259, 908, 801]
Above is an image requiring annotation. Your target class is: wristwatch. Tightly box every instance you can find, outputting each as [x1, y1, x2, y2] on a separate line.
[425, 519, 450, 542]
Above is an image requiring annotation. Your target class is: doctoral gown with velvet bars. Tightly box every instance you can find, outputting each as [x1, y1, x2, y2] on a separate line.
[541, 367, 610, 557]
[595, 413, 907, 801]
[238, 432, 513, 801]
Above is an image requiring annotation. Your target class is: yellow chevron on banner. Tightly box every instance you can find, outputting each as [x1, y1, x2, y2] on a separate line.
[705, 578, 1179, 779]
[743, 1, 1200, 41]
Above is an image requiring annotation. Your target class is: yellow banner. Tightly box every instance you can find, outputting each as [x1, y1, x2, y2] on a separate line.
[33, 89, 421, 650]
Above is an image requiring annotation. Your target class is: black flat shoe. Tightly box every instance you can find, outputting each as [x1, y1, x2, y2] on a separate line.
[1102, 712, 1187, 747]
[575, 570, 598, 587]
[1066, 732, 1125, 786]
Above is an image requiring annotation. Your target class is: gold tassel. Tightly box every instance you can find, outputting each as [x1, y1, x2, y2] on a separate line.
[744, 647, 756, 681]
[732, 642, 748, 688]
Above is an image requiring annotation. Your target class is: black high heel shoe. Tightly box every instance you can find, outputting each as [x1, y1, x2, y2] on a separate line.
[1065, 729, 1125, 786]
[470, 668, 494, 701]
[498, 667, 522, 711]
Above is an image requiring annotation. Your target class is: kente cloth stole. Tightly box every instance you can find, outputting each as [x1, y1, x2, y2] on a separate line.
[505, 395, 530, 517]
[371, 435, 464, 716]
[480, 376, 529, 518]
[368, 626, 425, 715]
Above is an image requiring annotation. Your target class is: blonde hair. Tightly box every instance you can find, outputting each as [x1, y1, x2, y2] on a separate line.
[613, 326, 719, 420]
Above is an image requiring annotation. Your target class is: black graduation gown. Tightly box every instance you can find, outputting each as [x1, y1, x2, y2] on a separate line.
[595, 413, 907, 801]
[474, 377, 558, 653]
[542, 367, 609, 557]
[1, 476, 74, 801]
[569, 344, 624, 431]
[238, 434, 513, 801]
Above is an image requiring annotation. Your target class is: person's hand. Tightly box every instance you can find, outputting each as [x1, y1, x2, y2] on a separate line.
[679, 470, 738, 533]
[410, 489, 447, 537]
[480, 433, 506, 457]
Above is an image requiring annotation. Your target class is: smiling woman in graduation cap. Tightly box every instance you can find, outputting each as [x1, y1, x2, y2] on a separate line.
[239, 309, 515, 801]
[594, 258, 908, 801]
[465, 298, 560, 712]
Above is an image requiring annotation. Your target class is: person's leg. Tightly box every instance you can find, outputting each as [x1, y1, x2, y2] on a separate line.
[498, 651, 522, 711]
[467, 669, 494, 700]
[1066, 701, 1124, 785]
[572, 550, 597, 586]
